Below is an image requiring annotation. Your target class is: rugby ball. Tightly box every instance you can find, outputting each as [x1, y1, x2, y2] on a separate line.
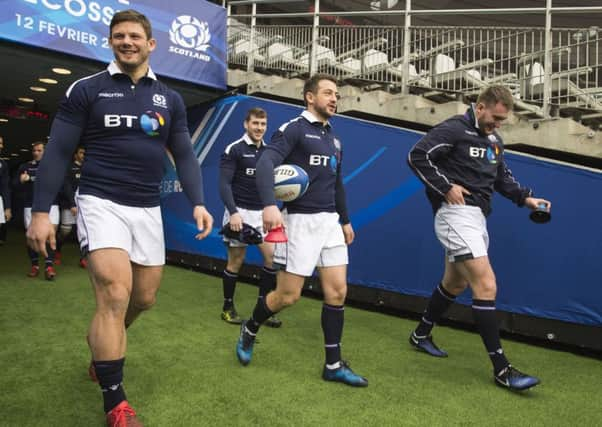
[274, 164, 309, 202]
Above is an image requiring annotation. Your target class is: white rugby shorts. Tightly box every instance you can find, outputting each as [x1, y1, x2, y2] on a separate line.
[434, 203, 489, 263]
[24, 205, 59, 228]
[222, 207, 265, 247]
[61, 208, 77, 226]
[273, 211, 348, 276]
[76, 193, 165, 266]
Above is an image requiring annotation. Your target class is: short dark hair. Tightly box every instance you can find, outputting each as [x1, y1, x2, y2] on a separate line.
[110, 9, 152, 40]
[32, 142, 45, 149]
[477, 85, 514, 111]
[245, 107, 267, 122]
[303, 73, 338, 105]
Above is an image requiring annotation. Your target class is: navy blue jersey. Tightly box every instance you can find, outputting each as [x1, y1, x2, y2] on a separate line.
[16, 161, 59, 208]
[69, 161, 82, 188]
[219, 133, 266, 213]
[53, 62, 190, 207]
[0, 159, 10, 209]
[256, 111, 348, 219]
[408, 105, 532, 216]
[60, 161, 83, 209]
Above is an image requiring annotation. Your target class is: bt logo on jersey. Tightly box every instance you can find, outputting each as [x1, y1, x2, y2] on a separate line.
[309, 155, 330, 166]
[104, 114, 137, 127]
[309, 154, 338, 172]
[469, 145, 499, 164]
[245, 168, 256, 176]
[104, 111, 165, 136]
[469, 147, 486, 158]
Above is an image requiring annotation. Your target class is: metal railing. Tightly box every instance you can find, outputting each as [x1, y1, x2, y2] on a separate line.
[226, 1, 602, 120]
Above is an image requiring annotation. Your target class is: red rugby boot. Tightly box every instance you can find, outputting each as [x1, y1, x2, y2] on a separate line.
[45, 266, 56, 281]
[27, 265, 40, 277]
[106, 401, 143, 427]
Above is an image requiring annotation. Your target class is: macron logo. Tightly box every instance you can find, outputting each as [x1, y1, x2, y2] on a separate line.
[98, 92, 125, 98]
[305, 134, 321, 140]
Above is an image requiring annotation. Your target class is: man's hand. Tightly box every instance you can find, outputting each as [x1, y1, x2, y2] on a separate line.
[262, 205, 283, 232]
[4, 208, 11, 222]
[20, 171, 30, 184]
[525, 197, 551, 212]
[70, 207, 77, 216]
[26, 212, 55, 257]
[193, 205, 213, 240]
[342, 223, 355, 245]
[228, 212, 243, 232]
[445, 184, 471, 205]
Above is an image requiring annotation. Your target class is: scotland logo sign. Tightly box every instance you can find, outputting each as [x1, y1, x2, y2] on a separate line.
[168, 15, 212, 63]
[169, 16, 211, 52]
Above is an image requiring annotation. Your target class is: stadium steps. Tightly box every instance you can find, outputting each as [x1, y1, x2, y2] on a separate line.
[228, 69, 602, 159]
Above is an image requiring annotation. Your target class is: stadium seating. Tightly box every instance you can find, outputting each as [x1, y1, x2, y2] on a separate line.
[225, 17, 602, 156]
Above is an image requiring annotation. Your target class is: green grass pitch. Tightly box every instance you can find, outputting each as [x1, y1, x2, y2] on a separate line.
[1, 238, 600, 426]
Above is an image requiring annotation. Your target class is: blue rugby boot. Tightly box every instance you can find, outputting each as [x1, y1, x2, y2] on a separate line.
[236, 321, 256, 366]
[409, 332, 448, 357]
[495, 365, 540, 391]
[322, 360, 368, 387]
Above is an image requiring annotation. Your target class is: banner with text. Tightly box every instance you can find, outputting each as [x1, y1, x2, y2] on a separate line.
[0, 0, 226, 89]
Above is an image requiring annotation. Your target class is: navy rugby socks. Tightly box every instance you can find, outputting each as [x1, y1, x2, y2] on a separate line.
[44, 243, 55, 267]
[258, 266, 276, 300]
[94, 358, 126, 413]
[472, 299, 509, 374]
[55, 235, 63, 254]
[322, 303, 344, 367]
[415, 283, 456, 337]
[247, 296, 274, 334]
[27, 247, 39, 266]
[222, 269, 237, 310]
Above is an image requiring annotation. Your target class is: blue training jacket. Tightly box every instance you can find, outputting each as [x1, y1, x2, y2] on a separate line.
[407, 104, 532, 216]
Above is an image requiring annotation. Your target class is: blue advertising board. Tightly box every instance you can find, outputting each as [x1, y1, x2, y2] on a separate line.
[0, 0, 226, 89]
[161, 95, 602, 327]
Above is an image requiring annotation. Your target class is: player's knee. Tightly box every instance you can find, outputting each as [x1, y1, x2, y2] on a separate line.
[97, 284, 131, 314]
[443, 280, 467, 295]
[474, 281, 497, 299]
[325, 286, 346, 304]
[132, 293, 156, 312]
[226, 263, 242, 274]
[279, 291, 301, 307]
[484, 283, 497, 299]
[226, 256, 245, 272]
